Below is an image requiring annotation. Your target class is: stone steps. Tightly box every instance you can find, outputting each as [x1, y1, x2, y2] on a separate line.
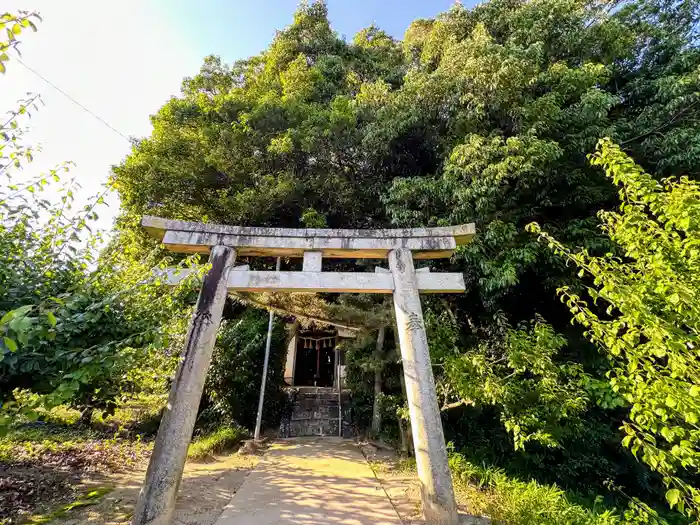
[279, 387, 351, 438]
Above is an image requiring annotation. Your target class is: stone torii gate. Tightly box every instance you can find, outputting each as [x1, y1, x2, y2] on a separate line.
[133, 216, 475, 525]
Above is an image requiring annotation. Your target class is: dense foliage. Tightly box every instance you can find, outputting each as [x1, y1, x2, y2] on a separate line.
[201, 308, 287, 431]
[531, 139, 700, 516]
[0, 15, 195, 424]
[4, 0, 698, 521]
[112, 5, 409, 229]
[110, 0, 700, 518]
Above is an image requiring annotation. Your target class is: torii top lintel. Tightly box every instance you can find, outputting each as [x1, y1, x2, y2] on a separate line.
[142, 216, 475, 259]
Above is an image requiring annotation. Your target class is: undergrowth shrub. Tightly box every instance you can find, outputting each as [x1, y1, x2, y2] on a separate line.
[187, 426, 247, 461]
[450, 452, 624, 525]
[201, 309, 287, 432]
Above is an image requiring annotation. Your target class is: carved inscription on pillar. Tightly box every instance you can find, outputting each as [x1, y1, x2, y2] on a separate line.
[389, 248, 458, 525]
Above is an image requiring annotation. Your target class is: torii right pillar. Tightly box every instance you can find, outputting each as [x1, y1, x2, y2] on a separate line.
[389, 248, 459, 525]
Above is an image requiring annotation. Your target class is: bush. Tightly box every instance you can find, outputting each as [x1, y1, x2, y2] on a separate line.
[95, 392, 168, 436]
[449, 452, 689, 524]
[187, 426, 247, 460]
[531, 139, 700, 517]
[201, 308, 287, 431]
[450, 453, 622, 525]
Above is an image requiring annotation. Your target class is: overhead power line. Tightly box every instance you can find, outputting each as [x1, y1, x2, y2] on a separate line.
[15, 57, 132, 143]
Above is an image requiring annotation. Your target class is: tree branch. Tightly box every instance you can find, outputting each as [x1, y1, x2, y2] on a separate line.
[441, 398, 473, 411]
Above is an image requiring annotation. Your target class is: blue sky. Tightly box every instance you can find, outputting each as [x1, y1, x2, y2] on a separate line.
[2, 0, 462, 231]
[160, 0, 458, 63]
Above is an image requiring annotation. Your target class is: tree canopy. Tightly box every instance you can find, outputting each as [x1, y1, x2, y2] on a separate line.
[96, 0, 700, 519]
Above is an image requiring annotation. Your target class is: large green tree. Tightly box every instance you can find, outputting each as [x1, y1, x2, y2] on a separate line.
[113, 3, 407, 229]
[112, 0, 700, 517]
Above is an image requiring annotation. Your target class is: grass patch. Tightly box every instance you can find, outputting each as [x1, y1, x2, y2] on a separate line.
[0, 423, 103, 462]
[96, 393, 166, 435]
[0, 421, 148, 525]
[449, 453, 622, 525]
[448, 453, 688, 524]
[24, 486, 112, 524]
[187, 426, 247, 461]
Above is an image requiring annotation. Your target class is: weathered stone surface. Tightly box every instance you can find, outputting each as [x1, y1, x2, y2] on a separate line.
[283, 332, 297, 386]
[302, 251, 323, 272]
[141, 215, 475, 259]
[143, 215, 475, 243]
[162, 268, 466, 294]
[161, 230, 458, 258]
[389, 248, 459, 525]
[132, 246, 237, 525]
[279, 388, 351, 438]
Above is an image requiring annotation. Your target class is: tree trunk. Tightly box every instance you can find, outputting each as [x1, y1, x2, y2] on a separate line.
[392, 318, 413, 457]
[397, 366, 413, 456]
[370, 326, 386, 437]
[397, 410, 409, 456]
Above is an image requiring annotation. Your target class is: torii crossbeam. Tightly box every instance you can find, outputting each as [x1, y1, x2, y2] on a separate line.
[133, 216, 476, 525]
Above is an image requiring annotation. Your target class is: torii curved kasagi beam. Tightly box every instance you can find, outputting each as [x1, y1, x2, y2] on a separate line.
[133, 216, 476, 525]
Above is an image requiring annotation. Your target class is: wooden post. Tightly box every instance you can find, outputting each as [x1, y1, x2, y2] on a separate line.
[315, 344, 321, 386]
[389, 248, 459, 525]
[132, 245, 236, 525]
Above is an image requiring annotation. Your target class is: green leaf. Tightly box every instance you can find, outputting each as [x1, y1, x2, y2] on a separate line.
[3, 337, 17, 352]
[690, 385, 700, 397]
[14, 305, 33, 317]
[0, 310, 14, 326]
[660, 427, 673, 442]
[47, 311, 57, 327]
[666, 489, 681, 507]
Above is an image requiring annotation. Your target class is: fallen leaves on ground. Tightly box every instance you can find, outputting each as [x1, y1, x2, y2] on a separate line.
[0, 423, 152, 525]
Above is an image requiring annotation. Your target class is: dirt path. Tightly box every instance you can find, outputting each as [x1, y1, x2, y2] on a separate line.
[357, 441, 490, 525]
[51, 453, 258, 525]
[45, 438, 487, 525]
[214, 438, 404, 525]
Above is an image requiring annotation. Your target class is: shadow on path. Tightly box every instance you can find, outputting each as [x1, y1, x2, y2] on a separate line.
[215, 438, 404, 525]
[50, 453, 258, 525]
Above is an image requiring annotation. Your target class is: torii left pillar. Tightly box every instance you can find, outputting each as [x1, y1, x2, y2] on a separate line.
[132, 245, 236, 525]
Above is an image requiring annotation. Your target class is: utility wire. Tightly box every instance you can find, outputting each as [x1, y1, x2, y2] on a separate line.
[14, 57, 132, 143]
[11, 57, 142, 230]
